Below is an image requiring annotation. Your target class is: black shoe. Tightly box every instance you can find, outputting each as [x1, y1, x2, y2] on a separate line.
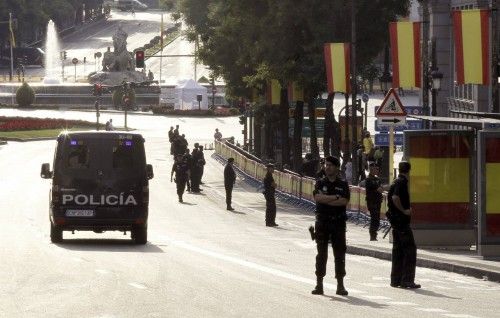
[390, 283, 400, 288]
[311, 286, 324, 295]
[336, 286, 348, 296]
[227, 207, 234, 211]
[266, 223, 278, 227]
[370, 237, 378, 241]
[178, 196, 183, 203]
[401, 282, 421, 289]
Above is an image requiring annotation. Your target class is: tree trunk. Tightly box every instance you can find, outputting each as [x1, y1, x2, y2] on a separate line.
[323, 93, 334, 157]
[293, 100, 304, 171]
[307, 94, 320, 159]
[280, 88, 290, 167]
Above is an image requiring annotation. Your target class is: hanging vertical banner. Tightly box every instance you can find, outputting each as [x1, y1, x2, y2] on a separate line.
[323, 43, 350, 94]
[266, 79, 281, 105]
[287, 82, 304, 103]
[453, 9, 490, 85]
[390, 21, 421, 88]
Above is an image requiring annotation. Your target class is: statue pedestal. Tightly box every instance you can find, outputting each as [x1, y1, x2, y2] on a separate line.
[88, 71, 148, 85]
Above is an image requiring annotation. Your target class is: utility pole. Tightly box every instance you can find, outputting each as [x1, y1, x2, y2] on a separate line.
[421, 0, 430, 128]
[351, 0, 359, 185]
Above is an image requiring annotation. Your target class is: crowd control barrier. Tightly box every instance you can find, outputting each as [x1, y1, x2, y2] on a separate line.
[214, 140, 390, 226]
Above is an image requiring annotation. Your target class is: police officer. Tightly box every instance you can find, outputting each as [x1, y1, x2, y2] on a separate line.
[315, 158, 326, 179]
[388, 161, 420, 289]
[224, 157, 236, 210]
[198, 145, 206, 184]
[311, 156, 350, 296]
[168, 126, 174, 155]
[184, 148, 192, 192]
[263, 163, 277, 227]
[190, 144, 201, 192]
[171, 154, 190, 202]
[365, 162, 384, 241]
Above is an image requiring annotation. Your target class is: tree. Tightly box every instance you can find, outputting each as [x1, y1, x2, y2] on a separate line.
[174, 0, 410, 166]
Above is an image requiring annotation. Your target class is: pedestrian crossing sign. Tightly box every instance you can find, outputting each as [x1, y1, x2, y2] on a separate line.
[376, 88, 407, 117]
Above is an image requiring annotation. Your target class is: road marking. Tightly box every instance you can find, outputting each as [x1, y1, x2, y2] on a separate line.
[128, 282, 147, 289]
[157, 235, 366, 294]
[361, 283, 387, 288]
[362, 295, 392, 300]
[416, 308, 449, 313]
[442, 315, 480, 318]
[386, 301, 418, 306]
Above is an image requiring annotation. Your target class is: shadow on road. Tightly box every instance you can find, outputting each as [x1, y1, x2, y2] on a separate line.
[326, 295, 388, 309]
[54, 239, 164, 253]
[411, 288, 462, 300]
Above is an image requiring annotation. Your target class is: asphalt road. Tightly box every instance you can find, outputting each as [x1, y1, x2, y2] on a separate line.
[0, 112, 499, 317]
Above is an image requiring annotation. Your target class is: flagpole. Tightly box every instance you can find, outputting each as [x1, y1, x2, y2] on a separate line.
[9, 12, 14, 105]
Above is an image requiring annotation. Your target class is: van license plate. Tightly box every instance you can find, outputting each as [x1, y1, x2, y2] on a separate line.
[66, 209, 94, 217]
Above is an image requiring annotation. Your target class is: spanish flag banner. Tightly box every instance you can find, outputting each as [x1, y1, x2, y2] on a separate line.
[485, 137, 500, 235]
[266, 79, 281, 105]
[389, 22, 421, 88]
[324, 43, 350, 94]
[453, 9, 490, 85]
[287, 82, 304, 103]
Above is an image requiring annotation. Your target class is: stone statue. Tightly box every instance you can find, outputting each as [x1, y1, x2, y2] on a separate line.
[91, 25, 147, 85]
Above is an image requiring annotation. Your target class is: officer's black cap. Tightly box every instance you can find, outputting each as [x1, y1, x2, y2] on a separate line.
[325, 156, 340, 167]
[228, 157, 234, 163]
[399, 161, 411, 173]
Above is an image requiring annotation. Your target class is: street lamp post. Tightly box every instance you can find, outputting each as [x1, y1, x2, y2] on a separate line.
[429, 38, 443, 128]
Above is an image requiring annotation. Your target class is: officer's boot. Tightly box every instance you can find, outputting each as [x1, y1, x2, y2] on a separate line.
[336, 278, 348, 296]
[370, 231, 377, 241]
[178, 195, 183, 203]
[311, 277, 324, 295]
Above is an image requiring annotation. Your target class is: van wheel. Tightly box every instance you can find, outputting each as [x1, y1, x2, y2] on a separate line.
[132, 226, 147, 245]
[50, 223, 63, 243]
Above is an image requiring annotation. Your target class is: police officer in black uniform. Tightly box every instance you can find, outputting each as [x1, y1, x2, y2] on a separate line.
[365, 162, 384, 241]
[263, 163, 278, 227]
[198, 145, 206, 184]
[171, 154, 190, 202]
[311, 156, 350, 296]
[190, 143, 202, 192]
[388, 161, 420, 289]
[224, 157, 236, 210]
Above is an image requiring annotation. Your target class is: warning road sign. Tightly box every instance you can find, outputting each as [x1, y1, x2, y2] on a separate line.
[376, 88, 407, 117]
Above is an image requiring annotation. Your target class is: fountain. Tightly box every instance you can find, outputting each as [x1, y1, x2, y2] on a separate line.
[43, 20, 62, 84]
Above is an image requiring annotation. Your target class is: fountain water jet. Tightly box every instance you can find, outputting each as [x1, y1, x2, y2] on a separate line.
[43, 20, 62, 84]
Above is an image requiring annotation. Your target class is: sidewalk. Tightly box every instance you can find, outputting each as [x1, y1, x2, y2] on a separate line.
[209, 153, 500, 283]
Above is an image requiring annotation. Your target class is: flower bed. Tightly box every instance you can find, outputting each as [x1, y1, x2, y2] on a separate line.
[0, 116, 101, 132]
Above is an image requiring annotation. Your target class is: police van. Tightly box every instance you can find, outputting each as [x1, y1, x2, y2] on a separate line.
[41, 131, 154, 244]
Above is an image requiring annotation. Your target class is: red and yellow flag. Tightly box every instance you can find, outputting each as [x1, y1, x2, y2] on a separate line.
[266, 79, 281, 105]
[453, 9, 490, 85]
[390, 22, 421, 88]
[324, 43, 350, 94]
[485, 138, 500, 235]
[287, 82, 304, 103]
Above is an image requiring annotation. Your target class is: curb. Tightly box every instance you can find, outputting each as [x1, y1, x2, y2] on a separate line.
[212, 152, 500, 283]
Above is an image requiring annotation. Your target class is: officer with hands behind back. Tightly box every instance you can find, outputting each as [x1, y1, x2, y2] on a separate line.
[387, 161, 420, 289]
[311, 156, 350, 296]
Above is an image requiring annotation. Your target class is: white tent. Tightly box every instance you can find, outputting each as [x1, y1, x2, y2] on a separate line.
[174, 79, 208, 110]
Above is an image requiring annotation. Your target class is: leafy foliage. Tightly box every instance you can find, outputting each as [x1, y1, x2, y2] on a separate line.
[15, 82, 35, 108]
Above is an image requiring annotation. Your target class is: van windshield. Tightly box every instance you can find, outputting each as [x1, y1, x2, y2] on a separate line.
[55, 137, 146, 181]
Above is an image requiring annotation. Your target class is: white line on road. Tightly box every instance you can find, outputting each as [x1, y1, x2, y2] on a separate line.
[128, 282, 147, 289]
[442, 315, 480, 318]
[386, 301, 418, 306]
[157, 235, 366, 295]
[416, 308, 449, 313]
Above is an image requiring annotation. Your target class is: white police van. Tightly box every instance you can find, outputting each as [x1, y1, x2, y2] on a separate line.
[41, 131, 154, 244]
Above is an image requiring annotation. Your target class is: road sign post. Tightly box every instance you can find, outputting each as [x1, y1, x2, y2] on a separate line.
[72, 58, 79, 82]
[375, 88, 407, 180]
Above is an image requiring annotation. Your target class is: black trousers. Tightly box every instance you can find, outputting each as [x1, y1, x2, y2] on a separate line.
[391, 226, 417, 285]
[265, 194, 276, 224]
[225, 185, 233, 208]
[314, 220, 346, 279]
[368, 201, 381, 236]
[191, 169, 200, 191]
[176, 178, 187, 197]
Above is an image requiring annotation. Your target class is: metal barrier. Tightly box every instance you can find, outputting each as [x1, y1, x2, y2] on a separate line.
[214, 140, 390, 231]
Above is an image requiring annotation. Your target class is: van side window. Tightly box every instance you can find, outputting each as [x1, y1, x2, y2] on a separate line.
[113, 144, 134, 169]
[67, 145, 90, 169]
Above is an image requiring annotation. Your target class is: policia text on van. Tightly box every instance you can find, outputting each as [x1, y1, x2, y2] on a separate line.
[41, 132, 154, 244]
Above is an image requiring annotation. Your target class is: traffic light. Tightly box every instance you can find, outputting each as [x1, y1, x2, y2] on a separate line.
[92, 84, 102, 96]
[239, 115, 246, 125]
[135, 50, 145, 68]
[355, 98, 362, 111]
